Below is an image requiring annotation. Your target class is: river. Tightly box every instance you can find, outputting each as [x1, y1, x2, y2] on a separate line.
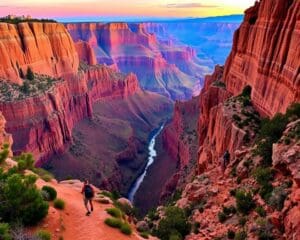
[128, 123, 165, 203]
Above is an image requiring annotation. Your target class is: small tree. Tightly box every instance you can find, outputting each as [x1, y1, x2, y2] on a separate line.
[20, 81, 30, 94]
[26, 67, 34, 81]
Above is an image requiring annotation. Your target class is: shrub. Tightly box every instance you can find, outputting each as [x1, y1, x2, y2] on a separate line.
[253, 167, 274, 186]
[227, 230, 236, 239]
[106, 208, 122, 218]
[255, 206, 266, 217]
[35, 230, 51, 240]
[15, 153, 34, 171]
[0, 144, 10, 164]
[53, 199, 65, 210]
[218, 212, 227, 223]
[0, 223, 11, 240]
[235, 189, 255, 215]
[268, 185, 288, 211]
[120, 222, 132, 235]
[239, 217, 247, 226]
[241, 85, 252, 98]
[234, 230, 247, 240]
[33, 168, 53, 182]
[169, 232, 182, 240]
[104, 217, 122, 228]
[259, 183, 273, 201]
[140, 232, 149, 239]
[20, 81, 30, 94]
[0, 173, 49, 226]
[255, 218, 274, 240]
[155, 206, 191, 240]
[26, 67, 35, 81]
[41, 186, 57, 201]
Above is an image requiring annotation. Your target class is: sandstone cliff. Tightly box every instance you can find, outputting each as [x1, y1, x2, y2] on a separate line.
[223, 0, 300, 116]
[0, 22, 78, 84]
[0, 65, 141, 163]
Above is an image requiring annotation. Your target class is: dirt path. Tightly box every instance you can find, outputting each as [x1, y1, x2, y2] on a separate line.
[35, 179, 147, 240]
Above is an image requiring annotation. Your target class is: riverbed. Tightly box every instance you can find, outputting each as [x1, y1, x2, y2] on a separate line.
[127, 123, 177, 216]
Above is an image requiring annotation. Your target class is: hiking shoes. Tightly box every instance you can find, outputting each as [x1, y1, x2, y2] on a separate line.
[86, 211, 91, 216]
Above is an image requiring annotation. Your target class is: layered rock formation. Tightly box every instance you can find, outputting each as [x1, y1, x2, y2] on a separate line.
[0, 112, 13, 155]
[0, 22, 78, 84]
[65, 22, 208, 99]
[150, 0, 300, 239]
[0, 65, 140, 162]
[0, 21, 173, 194]
[223, 0, 300, 116]
[143, 16, 242, 68]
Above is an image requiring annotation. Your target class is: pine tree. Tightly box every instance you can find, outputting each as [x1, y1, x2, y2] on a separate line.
[26, 67, 34, 81]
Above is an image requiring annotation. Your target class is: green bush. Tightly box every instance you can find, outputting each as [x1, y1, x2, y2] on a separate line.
[0, 144, 10, 165]
[120, 222, 132, 235]
[41, 186, 57, 201]
[239, 217, 247, 226]
[0, 173, 49, 226]
[0, 223, 11, 240]
[255, 206, 266, 217]
[35, 229, 51, 240]
[227, 230, 236, 239]
[235, 189, 255, 215]
[15, 153, 34, 171]
[218, 212, 227, 223]
[33, 168, 53, 182]
[53, 199, 65, 210]
[253, 167, 274, 186]
[140, 232, 149, 239]
[234, 230, 247, 240]
[106, 208, 122, 218]
[155, 206, 191, 240]
[104, 217, 122, 228]
[169, 232, 182, 240]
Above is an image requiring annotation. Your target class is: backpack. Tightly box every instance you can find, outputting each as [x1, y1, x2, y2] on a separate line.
[84, 185, 94, 198]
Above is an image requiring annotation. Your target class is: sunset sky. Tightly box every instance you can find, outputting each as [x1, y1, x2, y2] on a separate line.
[0, 0, 255, 21]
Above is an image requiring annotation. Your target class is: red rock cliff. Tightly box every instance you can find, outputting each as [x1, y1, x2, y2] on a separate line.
[0, 22, 79, 84]
[223, 0, 300, 116]
[0, 66, 140, 164]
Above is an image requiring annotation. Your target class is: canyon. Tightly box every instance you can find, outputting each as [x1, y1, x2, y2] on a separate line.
[0, 0, 299, 238]
[65, 18, 241, 99]
[0, 21, 173, 195]
[152, 0, 300, 239]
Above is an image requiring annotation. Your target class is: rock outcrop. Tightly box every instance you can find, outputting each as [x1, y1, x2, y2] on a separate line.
[223, 0, 300, 116]
[65, 22, 207, 100]
[75, 41, 97, 65]
[0, 22, 78, 84]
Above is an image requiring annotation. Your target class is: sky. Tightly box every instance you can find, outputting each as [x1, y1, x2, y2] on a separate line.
[0, 0, 255, 21]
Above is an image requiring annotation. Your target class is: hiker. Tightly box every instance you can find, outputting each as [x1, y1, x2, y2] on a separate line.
[221, 150, 230, 173]
[81, 179, 94, 216]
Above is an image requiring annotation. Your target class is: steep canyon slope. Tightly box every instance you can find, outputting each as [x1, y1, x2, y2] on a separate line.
[0, 21, 173, 194]
[154, 0, 300, 239]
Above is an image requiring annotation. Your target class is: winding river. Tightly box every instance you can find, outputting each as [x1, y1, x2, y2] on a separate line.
[128, 123, 165, 203]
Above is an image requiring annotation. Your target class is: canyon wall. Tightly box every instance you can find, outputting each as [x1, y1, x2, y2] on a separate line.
[223, 0, 300, 116]
[65, 22, 208, 99]
[0, 22, 78, 84]
[0, 65, 141, 163]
